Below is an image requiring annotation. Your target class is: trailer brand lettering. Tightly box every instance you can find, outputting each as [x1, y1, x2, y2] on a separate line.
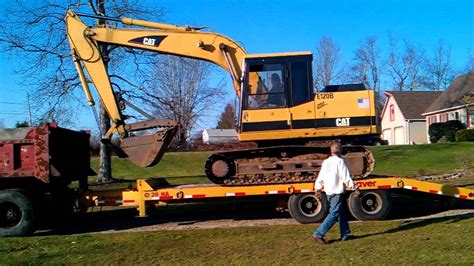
[336, 117, 350, 126]
[356, 181, 376, 188]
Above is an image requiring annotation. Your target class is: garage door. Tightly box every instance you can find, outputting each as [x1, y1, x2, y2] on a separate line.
[382, 129, 392, 145]
[394, 127, 404, 145]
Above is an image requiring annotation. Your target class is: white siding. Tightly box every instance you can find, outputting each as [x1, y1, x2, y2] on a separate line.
[425, 107, 472, 143]
[381, 95, 407, 145]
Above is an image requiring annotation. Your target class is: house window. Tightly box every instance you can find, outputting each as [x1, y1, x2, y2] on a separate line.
[389, 105, 395, 121]
[455, 112, 459, 120]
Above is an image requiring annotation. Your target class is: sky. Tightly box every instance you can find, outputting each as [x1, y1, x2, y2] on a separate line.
[0, 0, 473, 131]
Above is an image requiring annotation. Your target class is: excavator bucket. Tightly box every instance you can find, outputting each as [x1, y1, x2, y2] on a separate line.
[117, 119, 178, 168]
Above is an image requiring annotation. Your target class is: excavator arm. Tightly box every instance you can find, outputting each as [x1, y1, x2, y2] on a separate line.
[65, 10, 247, 167]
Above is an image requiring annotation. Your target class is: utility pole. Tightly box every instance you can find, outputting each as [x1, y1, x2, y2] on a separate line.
[27, 93, 33, 126]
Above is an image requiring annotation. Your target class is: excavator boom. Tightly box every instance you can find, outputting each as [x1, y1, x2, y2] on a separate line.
[65, 10, 247, 167]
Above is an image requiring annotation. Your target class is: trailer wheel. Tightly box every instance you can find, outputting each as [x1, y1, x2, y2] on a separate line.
[288, 193, 329, 224]
[0, 190, 35, 237]
[348, 190, 391, 220]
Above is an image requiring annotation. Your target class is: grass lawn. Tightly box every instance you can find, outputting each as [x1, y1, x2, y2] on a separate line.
[0, 216, 473, 264]
[90, 151, 212, 184]
[370, 142, 474, 176]
[89, 142, 474, 183]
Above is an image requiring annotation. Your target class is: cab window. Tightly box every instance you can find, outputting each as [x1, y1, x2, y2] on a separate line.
[245, 64, 287, 109]
[290, 60, 312, 105]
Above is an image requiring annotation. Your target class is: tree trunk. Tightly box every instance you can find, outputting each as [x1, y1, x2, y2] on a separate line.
[97, 102, 112, 182]
[96, 0, 112, 183]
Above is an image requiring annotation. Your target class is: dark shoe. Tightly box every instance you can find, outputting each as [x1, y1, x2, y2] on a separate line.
[312, 235, 327, 245]
[341, 235, 356, 241]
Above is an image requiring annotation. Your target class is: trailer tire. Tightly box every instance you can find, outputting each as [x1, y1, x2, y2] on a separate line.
[348, 190, 391, 220]
[288, 193, 329, 224]
[0, 190, 35, 237]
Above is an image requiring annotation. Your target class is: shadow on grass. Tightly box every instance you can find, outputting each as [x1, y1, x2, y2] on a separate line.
[32, 193, 474, 237]
[34, 198, 288, 236]
[355, 212, 474, 240]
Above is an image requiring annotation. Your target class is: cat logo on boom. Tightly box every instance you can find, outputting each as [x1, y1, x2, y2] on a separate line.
[128, 36, 167, 47]
[143, 37, 156, 46]
[336, 117, 350, 127]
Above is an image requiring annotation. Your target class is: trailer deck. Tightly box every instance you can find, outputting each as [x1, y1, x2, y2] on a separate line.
[84, 176, 474, 223]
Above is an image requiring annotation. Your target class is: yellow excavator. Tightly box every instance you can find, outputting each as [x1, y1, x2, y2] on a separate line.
[65, 10, 380, 185]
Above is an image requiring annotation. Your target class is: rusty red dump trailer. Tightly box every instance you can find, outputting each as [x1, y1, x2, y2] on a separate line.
[0, 123, 93, 236]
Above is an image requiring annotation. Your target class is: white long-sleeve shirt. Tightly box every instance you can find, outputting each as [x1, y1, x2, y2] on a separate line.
[314, 155, 358, 195]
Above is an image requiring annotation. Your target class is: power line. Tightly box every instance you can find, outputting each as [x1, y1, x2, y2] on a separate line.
[0, 101, 27, 106]
[0, 112, 25, 115]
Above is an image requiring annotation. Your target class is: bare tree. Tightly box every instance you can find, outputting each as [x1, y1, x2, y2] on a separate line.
[0, 0, 164, 182]
[314, 37, 341, 89]
[137, 56, 226, 148]
[422, 40, 456, 91]
[387, 35, 424, 91]
[465, 49, 474, 72]
[352, 36, 384, 91]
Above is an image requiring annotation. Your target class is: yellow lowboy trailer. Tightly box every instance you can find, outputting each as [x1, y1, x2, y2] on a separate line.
[84, 177, 474, 224]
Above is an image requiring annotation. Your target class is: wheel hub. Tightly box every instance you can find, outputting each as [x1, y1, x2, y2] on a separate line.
[366, 199, 374, 206]
[361, 193, 382, 214]
[298, 195, 321, 217]
[0, 202, 22, 228]
[6, 209, 17, 220]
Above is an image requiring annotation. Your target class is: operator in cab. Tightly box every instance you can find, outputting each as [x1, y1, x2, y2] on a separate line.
[266, 73, 285, 107]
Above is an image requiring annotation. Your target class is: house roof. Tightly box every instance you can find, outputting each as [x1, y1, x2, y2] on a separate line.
[203, 129, 238, 137]
[384, 91, 443, 120]
[424, 71, 474, 115]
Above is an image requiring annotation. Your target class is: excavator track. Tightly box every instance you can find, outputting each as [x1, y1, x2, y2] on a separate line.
[205, 145, 375, 186]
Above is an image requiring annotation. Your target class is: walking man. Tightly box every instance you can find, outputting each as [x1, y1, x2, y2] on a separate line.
[312, 142, 360, 244]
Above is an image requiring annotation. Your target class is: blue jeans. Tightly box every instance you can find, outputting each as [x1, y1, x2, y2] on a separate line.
[314, 193, 350, 238]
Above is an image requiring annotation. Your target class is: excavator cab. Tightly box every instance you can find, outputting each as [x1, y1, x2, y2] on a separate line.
[240, 52, 314, 135]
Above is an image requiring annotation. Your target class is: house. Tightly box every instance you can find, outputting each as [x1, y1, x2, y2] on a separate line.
[202, 129, 238, 144]
[422, 72, 474, 136]
[381, 91, 442, 145]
